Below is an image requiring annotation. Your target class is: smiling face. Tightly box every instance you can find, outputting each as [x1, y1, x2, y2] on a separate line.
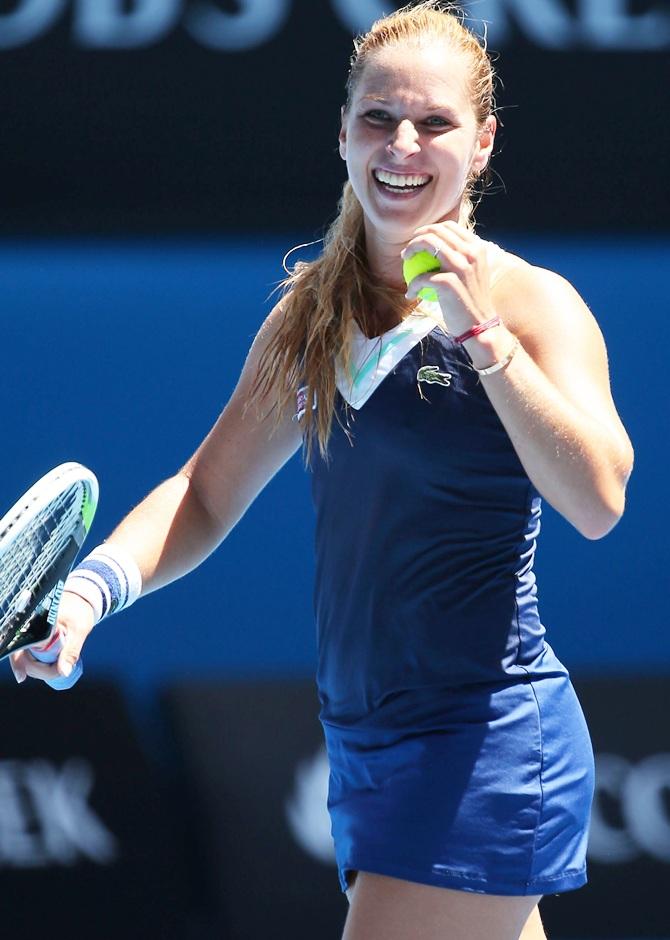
[339, 40, 495, 248]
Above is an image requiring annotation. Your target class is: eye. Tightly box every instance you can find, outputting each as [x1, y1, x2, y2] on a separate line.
[363, 109, 392, 123]
[424, 115, 452, 129]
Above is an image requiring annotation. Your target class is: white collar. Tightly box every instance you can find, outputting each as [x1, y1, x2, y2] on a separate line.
[336, 303, 443, 409]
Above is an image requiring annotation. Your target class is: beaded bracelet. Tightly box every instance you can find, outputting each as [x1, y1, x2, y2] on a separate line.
[64, 542, 143, 625]
[454, 316, 501, 344]
[473, 339, 520, 377]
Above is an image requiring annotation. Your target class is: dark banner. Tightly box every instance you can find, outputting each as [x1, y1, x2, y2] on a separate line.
[543, 676, 670, 939]
[0, 681, 189, 938]
[1, 0, 668, 234]
[164, 679, 348, 939]
[165, 674, 670, 939]
[0, 672, 666, 937]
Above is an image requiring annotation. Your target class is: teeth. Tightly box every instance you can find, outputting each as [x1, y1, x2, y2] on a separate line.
[375, 169, 430, 189]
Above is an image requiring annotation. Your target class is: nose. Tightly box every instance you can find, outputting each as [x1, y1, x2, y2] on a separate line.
[387, 119, 420, 159]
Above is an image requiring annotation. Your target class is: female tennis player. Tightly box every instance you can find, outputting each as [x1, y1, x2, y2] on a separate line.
[11, 3, 633, 938]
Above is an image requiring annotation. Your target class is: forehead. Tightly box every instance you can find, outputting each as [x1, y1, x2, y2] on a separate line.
[352, 41, 472, 113]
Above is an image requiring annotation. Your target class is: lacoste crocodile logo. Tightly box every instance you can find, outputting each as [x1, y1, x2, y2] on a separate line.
[416, 365, 452, 387]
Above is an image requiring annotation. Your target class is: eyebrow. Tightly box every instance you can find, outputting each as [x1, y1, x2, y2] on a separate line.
[360, 95, 459, 116]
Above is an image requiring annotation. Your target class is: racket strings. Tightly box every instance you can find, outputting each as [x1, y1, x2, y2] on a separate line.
[0, 465, 85, 546]
[0, 484, 84, 618]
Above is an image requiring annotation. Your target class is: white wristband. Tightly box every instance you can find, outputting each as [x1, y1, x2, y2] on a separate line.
[64, 542, 143, 625]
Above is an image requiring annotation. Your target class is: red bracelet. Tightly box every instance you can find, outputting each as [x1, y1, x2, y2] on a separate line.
[455, 316, 501, 344]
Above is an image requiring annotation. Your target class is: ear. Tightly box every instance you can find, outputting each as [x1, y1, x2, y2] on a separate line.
[339, 106, 348, 161]
[471, 115, 497, 177]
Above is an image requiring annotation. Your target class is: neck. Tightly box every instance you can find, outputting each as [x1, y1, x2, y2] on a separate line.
[362, 207, 462, 288]
[363, 231, 406, 291]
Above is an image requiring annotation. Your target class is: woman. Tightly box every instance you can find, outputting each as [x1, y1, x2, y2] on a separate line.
[11, 3, 633, 938]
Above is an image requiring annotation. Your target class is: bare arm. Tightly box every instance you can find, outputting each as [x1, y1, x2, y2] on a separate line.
[466, 263, 633, 539]
[105, 303, 302, 593]
[10, 304, 302, 683]
[405, 223, 634, 539]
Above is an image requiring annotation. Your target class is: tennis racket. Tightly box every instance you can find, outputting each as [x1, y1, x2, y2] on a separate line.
[0, 463, 98, 690]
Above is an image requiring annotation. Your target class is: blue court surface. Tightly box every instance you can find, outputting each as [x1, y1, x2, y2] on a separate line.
[0, 235, 666, 696]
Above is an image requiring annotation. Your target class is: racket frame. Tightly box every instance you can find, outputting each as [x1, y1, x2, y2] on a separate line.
[0, 463, 98, 660]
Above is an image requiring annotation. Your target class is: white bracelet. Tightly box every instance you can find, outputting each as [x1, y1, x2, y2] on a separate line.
[473, 339, 520, 376]
[64, 542, 143, 625]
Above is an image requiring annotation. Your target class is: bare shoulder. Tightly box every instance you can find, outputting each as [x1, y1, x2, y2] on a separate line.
[255, 297, 288, 345]
[485, 246, 633, 448]
[247, 298, 287, 359]
[234, 298, 289, 395]
[182, 296, 301, 518]
[488, 248, 604, 358]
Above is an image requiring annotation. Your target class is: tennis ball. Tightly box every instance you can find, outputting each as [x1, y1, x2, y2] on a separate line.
[402, 250, 440, 303]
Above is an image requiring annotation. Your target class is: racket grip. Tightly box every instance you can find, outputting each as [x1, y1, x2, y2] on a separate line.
[29, 638, 83, 691]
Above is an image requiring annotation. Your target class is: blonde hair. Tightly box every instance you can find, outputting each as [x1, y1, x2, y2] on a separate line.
[252, 1, 496, 461]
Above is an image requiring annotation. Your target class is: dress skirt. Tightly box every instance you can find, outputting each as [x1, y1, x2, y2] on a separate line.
[322, 673, 595, 896]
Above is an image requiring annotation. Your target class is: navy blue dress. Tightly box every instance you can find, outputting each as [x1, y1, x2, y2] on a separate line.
[308, 315, 595, 896]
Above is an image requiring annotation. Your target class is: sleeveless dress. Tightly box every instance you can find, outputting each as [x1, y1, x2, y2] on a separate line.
[307, 246, 595, 896]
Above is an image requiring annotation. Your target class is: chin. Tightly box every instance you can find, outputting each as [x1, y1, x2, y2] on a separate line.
[366, 217, 417, 245]
[368, 194, 460, 236]
[366, 207, 442, 243]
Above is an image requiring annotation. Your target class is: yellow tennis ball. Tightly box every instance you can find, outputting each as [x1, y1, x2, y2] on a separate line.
[402, 250, 440, 302]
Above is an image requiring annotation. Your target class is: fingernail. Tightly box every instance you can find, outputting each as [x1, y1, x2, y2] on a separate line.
[61, 662, 73, 678]
[16, 673, 26, 684]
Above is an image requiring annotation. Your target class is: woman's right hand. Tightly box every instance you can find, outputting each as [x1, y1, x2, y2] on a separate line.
[9, 590, 96, 685]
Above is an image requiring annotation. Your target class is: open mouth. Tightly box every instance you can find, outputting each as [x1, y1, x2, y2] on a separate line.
[373, 168, 431, 195]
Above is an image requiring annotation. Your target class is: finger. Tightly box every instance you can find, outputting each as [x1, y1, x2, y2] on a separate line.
[403, 238, 471, 280]
[442, 219, 480, 244]
[440, 224, 487, 265]
[405, 271, 464, 301]
[421, 220, 479, 248]
[48, 619, 85, 678]
[9, 651, 27, 684]
[57, 643, 81, 679]
[401, 233, 441, 261]
[409, 223, 478, 260]
[22, 652, 64, 682]
[402, 234, 470, 271]
[431, 242, 472, 276]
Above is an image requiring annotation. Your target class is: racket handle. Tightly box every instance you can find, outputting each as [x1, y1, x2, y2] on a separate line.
[29, 636, 83, 691]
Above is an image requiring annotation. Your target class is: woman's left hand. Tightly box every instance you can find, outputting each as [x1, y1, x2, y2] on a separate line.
[401, 221, 495, 335]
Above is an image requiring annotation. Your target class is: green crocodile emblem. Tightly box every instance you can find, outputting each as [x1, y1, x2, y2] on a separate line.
[416, 365, 452, 387]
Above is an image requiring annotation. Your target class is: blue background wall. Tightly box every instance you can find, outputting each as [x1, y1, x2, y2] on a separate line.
[0, 237, 666, 702]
